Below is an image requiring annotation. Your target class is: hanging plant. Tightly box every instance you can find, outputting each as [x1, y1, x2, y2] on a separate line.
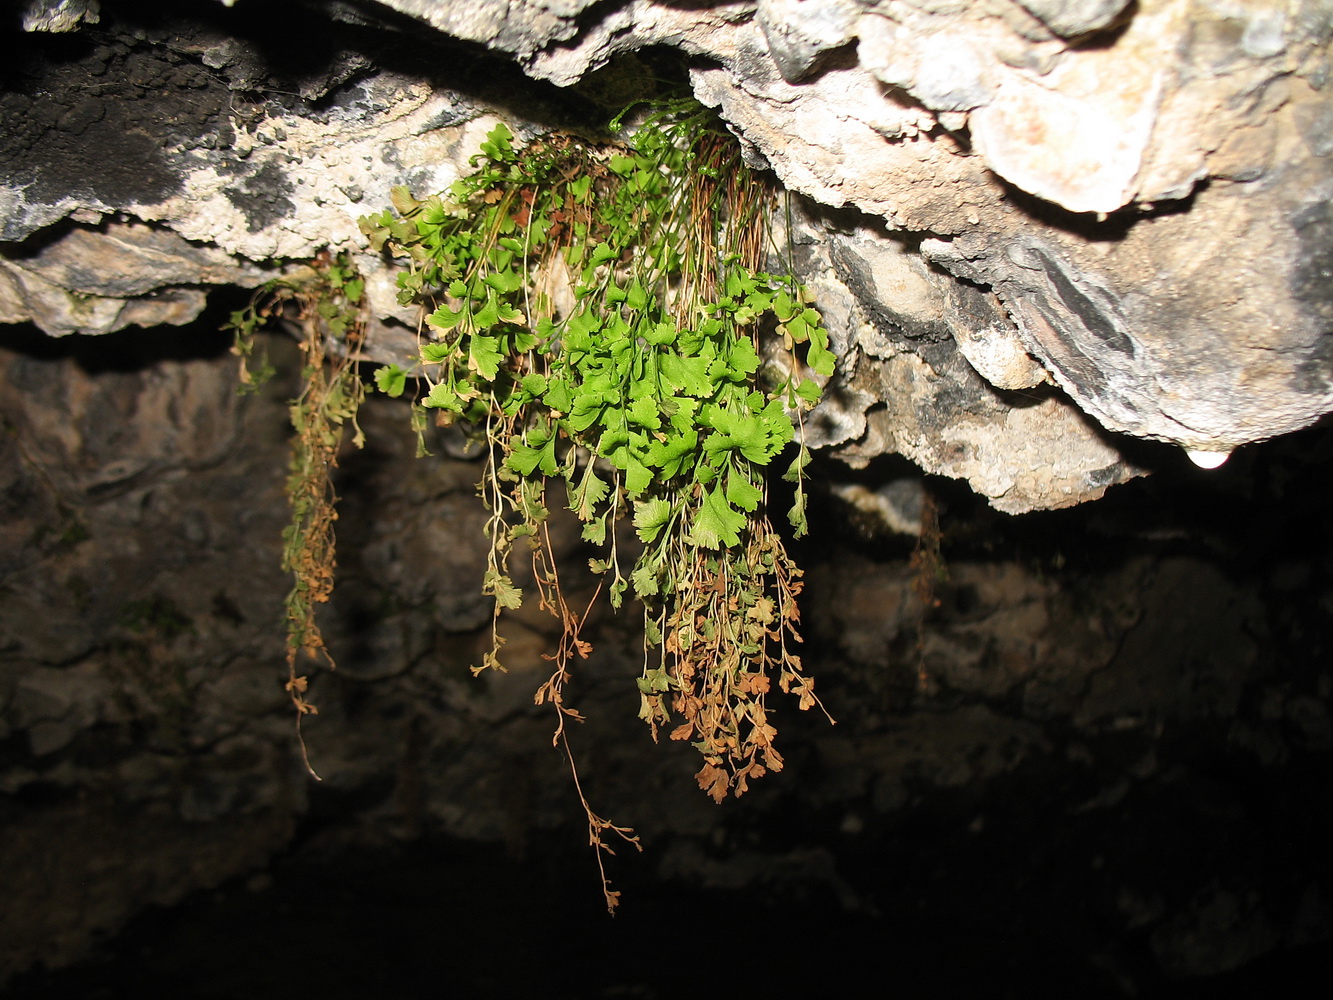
[358, 99, 836, 907]
[227, 254, 369, 775]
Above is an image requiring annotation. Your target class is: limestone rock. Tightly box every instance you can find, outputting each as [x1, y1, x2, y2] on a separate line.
[359, 0, 1333, 461]
[21, 0, 101, 34]
[0, 220, 265, 336]
[795, 209, 1143, 511]
[1, 0, 1330, 510]
[1013, 0, 1133, 38]
[754, 0, 857, 83]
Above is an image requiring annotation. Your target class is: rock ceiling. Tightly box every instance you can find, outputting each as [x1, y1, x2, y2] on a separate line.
[2, 0, 1331, 512]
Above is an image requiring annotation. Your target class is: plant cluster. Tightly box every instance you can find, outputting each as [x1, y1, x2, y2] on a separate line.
[227, 254, 368, 776]
[359, 100, 835, 830]
[229, 101, 837, 911]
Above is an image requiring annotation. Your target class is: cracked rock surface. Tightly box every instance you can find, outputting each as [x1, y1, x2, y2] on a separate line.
[4, 0, 1331, 509]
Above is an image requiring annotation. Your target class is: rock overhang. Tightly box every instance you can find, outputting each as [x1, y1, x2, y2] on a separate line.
[2, 0, 1330, 512]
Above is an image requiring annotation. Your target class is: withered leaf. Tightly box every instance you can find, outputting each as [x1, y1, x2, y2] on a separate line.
[746, 595, 776, 623]
[794, 675, 818, 711]
[734, 761, 766, 797]
[737, 672, 770, 696]
[695, 763, 731, 804]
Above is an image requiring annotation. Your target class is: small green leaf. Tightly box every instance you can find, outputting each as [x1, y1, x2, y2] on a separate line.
[721, 336, 761, 380]
[569, 464, 609, 521]
[794, 377, 821, 407]
[659, 353, 715, 398]
[644, 616, 662, 646]
[627, 395, 661, 432]
[507, 431, 556, 477]
[569, 392, 608, 433]
[788, 487, 809, 537]
[410, 404, 433, 458]
[702, 406, 772, 464]
[636, 666, 671, 693]
[623, 453, 653, 496]
[582, 514, 608, 546]
[632, 562, 661, 598]
[782, 444, 812, 483]
[495, 299, 524, 325]
[357, 214, 391, 253]
[427, 302, 465, 331]
[468, 334, 504, 380]
[396, 271, 424, 305]
[390, 185, 420, 215]
[483, 569, 523, 609]
[626, 280, 649, 311]
[644, 321, 677, 346]
[421, 342, 453, 364]
[423, 381, 462, 411]
[645, 426, 698, 479]
[484, 269, 523, 294]
[473, 293, 500, 329]
[633, 498, 673, 544]
[689, 482, 746, 550]
[374, 364, 408, 398]
[807, 322, 836, 378]
[478, 121, 514, 162]
[609, 574, 628, 609]
[568, 175, 592, 202]
[725, 468, 764, 512]
[544, 376, 573, 414]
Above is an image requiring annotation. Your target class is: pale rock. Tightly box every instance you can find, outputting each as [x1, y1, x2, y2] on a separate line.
[0, 220, 264, 336]
[1, 0, 1330, 509]
[858, 11, 995, 113]
[21, 0, 100, 33]
[755, 0, 857, 82]
[1014, 0, 1133, 38]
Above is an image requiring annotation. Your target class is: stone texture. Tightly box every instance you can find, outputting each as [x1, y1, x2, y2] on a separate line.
[1, 3, 1331, 988]
[21, 0, 101, 34]
[754, 0, 858, 83]
[0, 220, 265, 336]
[792, 207, 1144, 511]
[1014, 0, 1134, 38]
[3, 0, 1331, 508]
[0, 796, 292, 983]
[1, 311, 1331, 988]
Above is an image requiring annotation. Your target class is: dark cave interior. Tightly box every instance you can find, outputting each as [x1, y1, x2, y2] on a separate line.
[1, 317, 1330, 999]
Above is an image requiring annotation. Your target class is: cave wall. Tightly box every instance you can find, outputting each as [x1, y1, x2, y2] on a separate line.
[2, 320, 1331, 990]
[3, 0, 1330, 511]
[2, 0, 1333, 990]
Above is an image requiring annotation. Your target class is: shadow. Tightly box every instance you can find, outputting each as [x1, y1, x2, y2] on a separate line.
[993, 176, 1204, 246]
[0, 300, 239, 375]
